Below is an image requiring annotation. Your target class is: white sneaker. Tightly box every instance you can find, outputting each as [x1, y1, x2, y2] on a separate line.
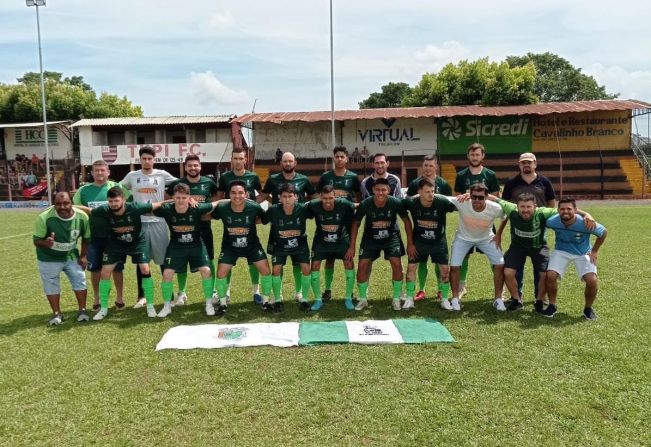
[211, 292, 219, 305]
[49, 313, 63, 325]
[225, 294, 231, 305]
[493, 298, 506, 312]
[146, 306, 157, 318]
[402, 298, 415, 310]
[355, 299, 369, 311]
[451, 297, 461, 311]
[440, 299, 453, 311]
[459, 286, 468, 299]
[293, 292, 303, 302]
[133, 297, 147, 309]
[93, 308, 108, 321]
[173, 292, 187, 307]
[392, 300, 402, 311]
[157, 303, 172, 318]
[205, 301, 215, 316]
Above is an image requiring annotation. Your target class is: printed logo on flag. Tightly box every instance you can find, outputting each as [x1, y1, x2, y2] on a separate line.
[102, 146, 118, 164]
[362, 325, 387, 336]
[216, 327, 248, 341]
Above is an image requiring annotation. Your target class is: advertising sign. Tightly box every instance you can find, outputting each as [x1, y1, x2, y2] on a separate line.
[342, 118, 436, 155]
[81, 143, 231, 165]
[437, 116, 532, 155]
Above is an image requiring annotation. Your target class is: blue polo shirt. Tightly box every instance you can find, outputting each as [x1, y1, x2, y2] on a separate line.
[546, 214, 606, 256]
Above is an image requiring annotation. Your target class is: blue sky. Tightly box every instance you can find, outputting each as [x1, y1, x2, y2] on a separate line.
[1, 0, 650, 116]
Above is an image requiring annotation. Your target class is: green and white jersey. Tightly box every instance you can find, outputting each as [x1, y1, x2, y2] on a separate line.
[317, 170, 361, 201]
[308, 198, 355, 251]
[167, 176, 218, 204]
[73, 181, 126, 237]
[91, 202, 153, 247]
[261, 172, 316, 204]
[33, 207, 90, 262]
[454, 166, 500, 194]
[406, 176, 452, 197]
[218, 170, 262, 200]
[262, 203, 311, 253]
[403, 196, 456, 244]
[355, 195, 407, 242]
[153, 203, 213, 247]
[211, 200, 265, 251]
[497, 199, 557, 249]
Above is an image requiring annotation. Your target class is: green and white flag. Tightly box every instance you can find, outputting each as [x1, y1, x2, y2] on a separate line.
[155, 319, 453, 351]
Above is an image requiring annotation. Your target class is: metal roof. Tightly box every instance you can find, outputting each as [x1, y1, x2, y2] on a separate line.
[235, 99, 651, 124]
[0, 120, 71, 128]
[71, 115, 235, 127]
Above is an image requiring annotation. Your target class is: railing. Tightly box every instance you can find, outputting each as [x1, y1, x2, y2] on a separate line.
[631, 140, 651, 179]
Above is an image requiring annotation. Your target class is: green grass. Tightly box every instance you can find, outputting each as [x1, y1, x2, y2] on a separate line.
[0, 205, 650, 446]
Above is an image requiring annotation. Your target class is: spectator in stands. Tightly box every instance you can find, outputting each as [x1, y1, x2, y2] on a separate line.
[360, 146, 369, 162]
[26, 172, 38, 187]
[351, 147, 361, 163]
[31, 154, 41, 171]
[275, 148, 283, 164]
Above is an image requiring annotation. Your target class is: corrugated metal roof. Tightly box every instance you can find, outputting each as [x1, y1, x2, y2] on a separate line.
[0, 120, 71, 128]
[235, 100, 651, 124]
[71, 115, 235, 127]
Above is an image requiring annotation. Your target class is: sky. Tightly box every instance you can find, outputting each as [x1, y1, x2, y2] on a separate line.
[1, 0, 650, 117]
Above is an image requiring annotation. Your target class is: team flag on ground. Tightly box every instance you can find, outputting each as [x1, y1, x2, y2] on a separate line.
[155, 319, 454, 351]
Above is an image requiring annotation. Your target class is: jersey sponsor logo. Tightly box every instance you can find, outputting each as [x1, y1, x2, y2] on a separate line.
[514, 228, 541, 238]
[51, 241, 77, 252]
[334, 189, 349, 198]
[234, 237, 248, 248]
[416, 219, 438, 229]
[136, 188, 158, 194]
[87, 201, 107, 209]
[113, 226, 135, 234]
[374, 230, 390, 239]
[227, 227, 250, 236]
[286, 238, 299, 249]
[178, 234, 194, 243]
[323, 234, 339, 243]
[191, 195, 207, 202]
[172, 225, 195, 232]
[279, 230, 301, 238]
[371, 221, 391, 229]
[321, 224, 340, 233]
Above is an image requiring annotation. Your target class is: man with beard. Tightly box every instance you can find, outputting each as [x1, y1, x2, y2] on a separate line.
[360, 153, 402, 199]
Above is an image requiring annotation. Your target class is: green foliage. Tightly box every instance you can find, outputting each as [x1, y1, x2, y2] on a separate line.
[359, 82, 413, 109]
[506, 52, 618, 102]
[0, 71, 143, 123]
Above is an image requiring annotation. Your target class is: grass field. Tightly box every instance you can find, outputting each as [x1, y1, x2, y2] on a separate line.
[1, 204, 650, 446]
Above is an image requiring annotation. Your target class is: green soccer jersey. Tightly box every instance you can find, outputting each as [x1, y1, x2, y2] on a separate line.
[167, 176, 218, 204]
[33, 207, 90, 262]
[308, 198, 355, 251]
[497, 199, 557, 249]
[73, 181, 126, 237]
[403, 196, 456, 244]
[153, 203, 213, 247]
[91, 202, 153, 247]
[355, 195, 407, 243]
[211, 200, 265, 251]
[262, 172, 316, 204]
[454, 166, 500, 194]
[317, 170, 361, 201]
[406, 176, 452, 197]
[218, 170, 262, 200]
[262, 203, 311, 253]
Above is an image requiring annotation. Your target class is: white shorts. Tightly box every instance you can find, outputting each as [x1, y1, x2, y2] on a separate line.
[143, 221, 169, 265]
[450, 236, 504, 267]
[38, 260, 87, 295]
[547, 249, 597, 280]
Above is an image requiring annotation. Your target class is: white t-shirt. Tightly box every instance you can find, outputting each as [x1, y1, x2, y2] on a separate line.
[446, 196, 505, 242]
[120, 169, 177, 223]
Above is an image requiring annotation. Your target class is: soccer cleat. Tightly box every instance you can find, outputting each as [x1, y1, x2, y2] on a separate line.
[355, 299, 369, 311]
[205, 302, 215, 316]
[542, 304, 557, 318]
[261, 301, 274, 312]
[157, 303, 173, 318]
[402, 298, 415, 310]
[299, 301, 311, 311]
[252, 293, 263, 305]
[146, 306, 157, 318]
[583, 307, 597, 321]
[451, 297, 461, 311]
[506, 298, 523, 312]
[173, 292, 187, 307]
[321, 290, 332, 302]
[217, 304, 228, 315]
[293, 292, 303, 302]
[93, 308, 108, 321]
[310, 300, 323, 311]
[493, 298, 507, 312]
[48, 313, 64, 326]
[440, 299, 453, 311]
[76, 309, 90, 322]
[134, 297, 147, 309]
[211, 292, 219, 305]
[344, 298, 354, 310]
[414, 291, 426, 302]
[392, 300, 402, 311]
[533, 300, 544, 314]
[273, 301, 284, 313]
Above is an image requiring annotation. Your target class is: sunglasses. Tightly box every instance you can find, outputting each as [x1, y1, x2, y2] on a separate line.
[470, 195, 486, 201]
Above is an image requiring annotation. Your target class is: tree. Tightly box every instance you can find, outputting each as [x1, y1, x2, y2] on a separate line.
[359, 82, 413, 109]
[0, 72, 143, 123]
[402, 58, 538, 107]
[506, 52, 618, 102]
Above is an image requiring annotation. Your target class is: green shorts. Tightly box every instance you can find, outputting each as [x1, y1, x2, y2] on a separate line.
[272, 248, 311, 266]
[359, 235, 404, 261]
[408, 239, 449, 265]
[218, 244, 267, 266]
[311, 244, 347, 261]
[163, 244, 210, 273]
[102, 241, 150, 265]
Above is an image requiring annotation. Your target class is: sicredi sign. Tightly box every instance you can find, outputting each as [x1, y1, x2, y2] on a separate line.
[342, 118, 437, 155]
[437, 116, 532, 154]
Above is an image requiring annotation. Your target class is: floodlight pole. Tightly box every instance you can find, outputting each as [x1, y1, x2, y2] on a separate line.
[329, 0, 335, 150]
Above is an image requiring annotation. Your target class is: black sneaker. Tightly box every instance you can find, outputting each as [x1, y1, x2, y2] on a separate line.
[542, 304, 557, 318]
[583, 307, 597, 321]
[321, 289, 332, 302]
[48, 312, 64, 326]
[273, 301, 284, 313]
[217, 304, 228, 315]
[261, 302, 274, 312]
[506, 298, 523, 311]
[533, 300, 544, 314]
[299, 301, 311, 311]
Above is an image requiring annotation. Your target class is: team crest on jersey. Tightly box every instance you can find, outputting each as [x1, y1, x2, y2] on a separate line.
[227, 217, 232, 224]
[216, 327, 248, 341]
[70, 229, 80, 239]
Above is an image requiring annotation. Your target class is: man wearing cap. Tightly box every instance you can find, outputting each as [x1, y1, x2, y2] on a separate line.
[498, 152, 555, 300]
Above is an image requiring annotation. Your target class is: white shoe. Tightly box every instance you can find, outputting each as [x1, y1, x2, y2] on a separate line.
[355, 299, 369, 311]
[402, 298, 415, 310]
[459, 287, 468, 299]
[451, 297, 461, 311]
[493, 298, 506, 312]
[205, 301, 215, 316]
[440, 299, 453, 311]
[392, 300, 402, 311]
[293, 292, 303, 302]
[157, 303, 172, 318]
[93, 308, 108, 321]
[211, 292, 219, 305]
[173, 292, 187, 307]
[48, 313, 63, 325]
[225, 294, 231, 305]
[146, 306, 157, 318]
[133, 297, 147, 309]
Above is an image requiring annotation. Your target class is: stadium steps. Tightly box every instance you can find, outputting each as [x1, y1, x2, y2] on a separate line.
[619, 157, 651, 196]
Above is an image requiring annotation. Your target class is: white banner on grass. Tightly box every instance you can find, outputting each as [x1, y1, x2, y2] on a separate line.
[345, 320, 404, 344]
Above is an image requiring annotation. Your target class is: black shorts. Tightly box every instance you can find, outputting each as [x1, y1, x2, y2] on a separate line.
[504, 245, 549, 272]
[408, 239, 449, 265]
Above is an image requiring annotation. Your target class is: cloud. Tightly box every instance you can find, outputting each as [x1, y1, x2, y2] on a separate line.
[201, 11, 236, 35]
[190, 71, 250, 106]
[411, 41, 472, 74]
[585, 63, 651, 101]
